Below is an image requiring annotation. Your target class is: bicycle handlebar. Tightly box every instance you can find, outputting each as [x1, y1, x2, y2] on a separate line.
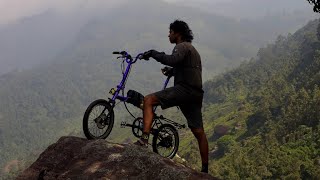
[112, 51, 126, 55]
[113, 51, 146, 64]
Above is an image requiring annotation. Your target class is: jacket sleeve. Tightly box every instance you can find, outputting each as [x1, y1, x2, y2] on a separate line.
[151, 43, 187, 66]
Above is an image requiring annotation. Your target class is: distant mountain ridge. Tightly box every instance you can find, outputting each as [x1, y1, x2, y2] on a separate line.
[0, 10, 86, 75]
[0, 0, 316, 75]
[169, 0, 314, 19]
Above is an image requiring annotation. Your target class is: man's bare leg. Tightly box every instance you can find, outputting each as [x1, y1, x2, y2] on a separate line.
[191, 127, 209, 173]
[140, 94, 160, 143]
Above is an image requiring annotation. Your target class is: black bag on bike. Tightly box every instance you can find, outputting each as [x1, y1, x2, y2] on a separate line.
[126, 90, 144, 108]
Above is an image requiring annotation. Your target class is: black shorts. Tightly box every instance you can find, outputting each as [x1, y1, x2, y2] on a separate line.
[152, 84, 203, 128]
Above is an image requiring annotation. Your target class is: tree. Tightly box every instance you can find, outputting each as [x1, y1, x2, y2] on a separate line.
[307, 0, 320, 13]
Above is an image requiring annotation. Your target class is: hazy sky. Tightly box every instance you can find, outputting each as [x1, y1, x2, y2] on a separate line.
[0, 0, 315, 25]
[163, 0, 231, 2]
[0, 0, 239, 25]
[0, 0, 130, 25]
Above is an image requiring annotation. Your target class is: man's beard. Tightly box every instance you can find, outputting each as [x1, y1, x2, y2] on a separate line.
[170, 37, 176, 44]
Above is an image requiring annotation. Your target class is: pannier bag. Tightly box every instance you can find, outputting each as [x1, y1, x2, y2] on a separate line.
[126, 90, 144, 108]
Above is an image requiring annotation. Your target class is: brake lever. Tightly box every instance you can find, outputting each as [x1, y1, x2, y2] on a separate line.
[117, 55, 127, 59]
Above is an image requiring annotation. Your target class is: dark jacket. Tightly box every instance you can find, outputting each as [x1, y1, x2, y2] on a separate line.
[151, 42, 203, 92]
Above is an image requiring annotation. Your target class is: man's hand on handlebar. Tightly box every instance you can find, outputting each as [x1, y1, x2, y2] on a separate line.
[161, 66, 173, 77]
[140, 50, 155, 60]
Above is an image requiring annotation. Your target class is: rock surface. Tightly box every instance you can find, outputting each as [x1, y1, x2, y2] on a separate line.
[17, 136, 217, 180]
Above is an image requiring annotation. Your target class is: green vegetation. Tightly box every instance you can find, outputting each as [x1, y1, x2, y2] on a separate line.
[176, 19, 320, 179]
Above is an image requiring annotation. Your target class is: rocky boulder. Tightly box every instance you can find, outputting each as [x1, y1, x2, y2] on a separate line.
[17, 136, 216, 180]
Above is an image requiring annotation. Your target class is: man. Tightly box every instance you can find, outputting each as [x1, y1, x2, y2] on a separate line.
[136, 20, 209, 173]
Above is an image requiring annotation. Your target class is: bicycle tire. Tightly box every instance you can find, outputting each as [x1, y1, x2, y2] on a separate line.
[152, 124, 179, 159]
[83, 99, 114, 139]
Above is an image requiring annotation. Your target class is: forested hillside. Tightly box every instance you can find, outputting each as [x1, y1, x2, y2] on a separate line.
[177, 19, 320, 179]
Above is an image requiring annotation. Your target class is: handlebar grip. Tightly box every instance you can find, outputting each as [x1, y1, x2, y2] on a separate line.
[113, 51, 127, 55]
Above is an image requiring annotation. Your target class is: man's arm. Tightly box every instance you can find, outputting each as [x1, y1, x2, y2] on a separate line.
[151, 43, 187, 66]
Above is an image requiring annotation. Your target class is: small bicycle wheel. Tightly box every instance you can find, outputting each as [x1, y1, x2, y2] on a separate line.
[132, 117, 143, 138]
[83, 99, 114, 139]
[152, 124, 179, 159]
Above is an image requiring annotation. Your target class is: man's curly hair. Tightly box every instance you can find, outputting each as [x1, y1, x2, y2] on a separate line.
[169, 20, 194, 43]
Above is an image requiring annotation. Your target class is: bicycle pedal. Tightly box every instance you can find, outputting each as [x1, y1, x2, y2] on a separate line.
[120, 121, 127, 128]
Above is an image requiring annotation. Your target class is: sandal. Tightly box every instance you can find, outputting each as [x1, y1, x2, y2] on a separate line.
[133, 139, 148, 148]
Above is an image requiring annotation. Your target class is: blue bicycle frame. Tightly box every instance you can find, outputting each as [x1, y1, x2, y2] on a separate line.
[108, 51, 172, 110]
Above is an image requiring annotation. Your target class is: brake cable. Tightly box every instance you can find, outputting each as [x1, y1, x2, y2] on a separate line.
[120, 57, 136, 119]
